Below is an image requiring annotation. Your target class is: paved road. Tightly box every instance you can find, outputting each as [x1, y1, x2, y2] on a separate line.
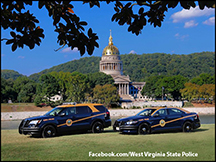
[1, 115, 215, 130]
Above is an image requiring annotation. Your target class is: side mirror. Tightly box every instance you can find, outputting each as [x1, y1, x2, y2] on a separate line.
[153, 114, 159, 117]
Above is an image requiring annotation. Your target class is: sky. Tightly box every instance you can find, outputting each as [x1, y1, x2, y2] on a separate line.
[1, 1, 215, 76]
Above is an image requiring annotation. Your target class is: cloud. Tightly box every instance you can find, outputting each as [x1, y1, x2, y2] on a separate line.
[174, 33, 189, 40]
[18, 56, 25, 59]
[61, 47, 79, 53]
[129, 50, 137, 54]
[171, 6, 215, 23]
[184, 20, 198, 28]
[203, 16, 215, 25]
[174, 33, 180, 37]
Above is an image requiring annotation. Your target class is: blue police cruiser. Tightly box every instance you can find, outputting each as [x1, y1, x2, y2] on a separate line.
[19, 103, 111, 138]
[113, 107, 200, 134]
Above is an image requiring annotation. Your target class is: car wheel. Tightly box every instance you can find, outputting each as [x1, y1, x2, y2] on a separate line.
[92, 121, 104, 133]
[138, 123, 150, 135]
[42, 125, 56, 138]
[183, 121, 193, 132]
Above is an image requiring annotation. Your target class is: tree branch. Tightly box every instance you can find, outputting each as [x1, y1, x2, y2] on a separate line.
[54, 42, 66, 52]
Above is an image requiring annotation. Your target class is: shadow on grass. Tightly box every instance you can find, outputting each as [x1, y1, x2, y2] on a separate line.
[28, 128, 208, 138]
[193, 128, 208, 132]
[28, 128, 117, 138]
[119, 127, 208, 135]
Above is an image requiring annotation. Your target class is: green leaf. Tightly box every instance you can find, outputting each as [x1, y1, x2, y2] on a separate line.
[6, 39, 14, 45]
[12, 43, 17, 51]
[79, 21, 87, 26]
[10, 31, 16, 38]
[53, 16, 60, 26]
[198, 1, 205, 10]
[139, 7, 144, 14]
[88, 28, 92, 37]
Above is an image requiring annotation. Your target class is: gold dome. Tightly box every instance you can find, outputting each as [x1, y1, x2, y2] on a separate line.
[102, 30, 120, 55]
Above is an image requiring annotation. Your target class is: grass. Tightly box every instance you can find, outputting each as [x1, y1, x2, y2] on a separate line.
[1, 124, 215, 161]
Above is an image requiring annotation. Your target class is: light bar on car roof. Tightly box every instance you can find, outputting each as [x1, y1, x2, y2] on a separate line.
[62, 102, 77, 105]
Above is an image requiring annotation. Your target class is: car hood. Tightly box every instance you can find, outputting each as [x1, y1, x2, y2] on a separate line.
[24, 115, 51, 121]
[116, 115, 149, 122]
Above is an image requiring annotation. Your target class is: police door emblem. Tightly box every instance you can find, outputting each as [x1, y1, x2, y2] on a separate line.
[159, 119, 166, 127]
[66, 119, 73, 126]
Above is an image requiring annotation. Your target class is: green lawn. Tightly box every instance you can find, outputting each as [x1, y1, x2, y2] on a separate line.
[1, 124, 215, 161]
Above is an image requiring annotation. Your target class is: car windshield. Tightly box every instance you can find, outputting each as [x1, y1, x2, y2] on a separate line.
[44, 107, 64, 116]
[136, 109, 156, 116]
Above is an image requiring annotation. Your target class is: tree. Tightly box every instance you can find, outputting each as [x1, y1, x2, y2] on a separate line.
[17, 82, 37, 102]
[13, 76, 34, 101]
[180, 83, 200, 102]
[190, 73, 215, 86]
[65, 72, 89, 102]
[49, 71, 72, 101]
[93, 84, 119, 107]
[142, 75, 188, 100]
[1, 1, 214, 55]
[157, 75, 189, 100]
[141, 75, 165, 99]
[1, 78, 16, 103]
[198, 84, 215, 103]
[86, 72, 114, 89]
[37, 73, 60, 105]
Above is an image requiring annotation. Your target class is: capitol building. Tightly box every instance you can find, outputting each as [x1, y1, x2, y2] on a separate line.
[99, 30, 147, 102]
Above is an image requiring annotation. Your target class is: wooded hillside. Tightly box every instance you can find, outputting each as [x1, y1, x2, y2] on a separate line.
[1, 52, 215, 82]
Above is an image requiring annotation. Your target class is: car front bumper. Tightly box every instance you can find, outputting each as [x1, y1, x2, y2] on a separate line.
[113, 122, 138, 133]
[19, 127, 41, 136]
[19, 120, 42, 136]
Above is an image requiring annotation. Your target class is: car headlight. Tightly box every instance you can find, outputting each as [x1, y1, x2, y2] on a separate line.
[29, 120, 42, 126]
[126, 120, 138, 125]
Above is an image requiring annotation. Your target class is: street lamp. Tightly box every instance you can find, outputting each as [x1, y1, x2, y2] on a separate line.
[162, 86, 164, 101]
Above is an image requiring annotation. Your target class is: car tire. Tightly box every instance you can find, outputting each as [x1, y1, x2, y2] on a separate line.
[138, 123, 150, 135]
[182, 121, 193, 132]
[92, 121, 104, 133]
[42, 125, 56, 138]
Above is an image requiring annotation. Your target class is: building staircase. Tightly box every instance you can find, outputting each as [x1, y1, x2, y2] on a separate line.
[119, 94, 135, 102]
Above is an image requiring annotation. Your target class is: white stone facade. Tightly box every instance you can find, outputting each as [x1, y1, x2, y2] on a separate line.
[99, 31, 146, 101]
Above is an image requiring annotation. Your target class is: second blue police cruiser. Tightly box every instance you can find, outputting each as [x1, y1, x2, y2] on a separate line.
[113, 107, 200, 134]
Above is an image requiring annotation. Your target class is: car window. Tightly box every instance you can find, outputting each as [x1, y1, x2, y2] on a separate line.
[154, 109, 167, 116]
[94, 105, 106, 112]
[168, 108, 185, 115]
[61, 107, 76, 116]
[137, 109, 156, 116]
[76, 106, 92, 114]
[44, 108, 63, 116]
